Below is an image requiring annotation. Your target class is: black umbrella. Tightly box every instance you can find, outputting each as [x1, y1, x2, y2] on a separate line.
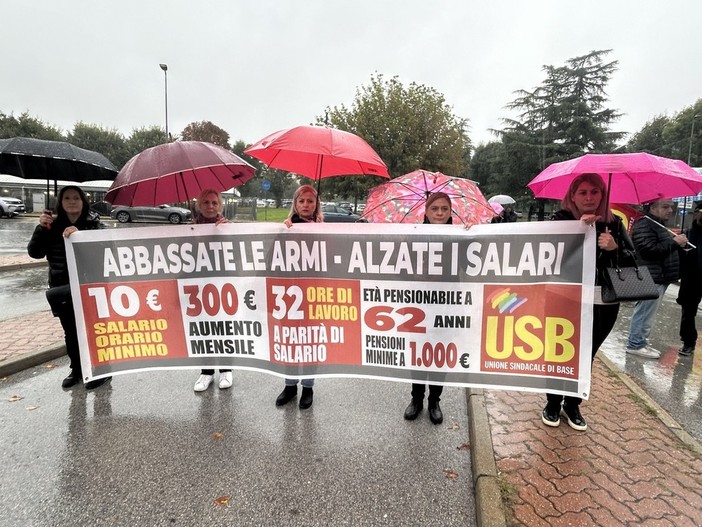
[0, 137, 118, 207]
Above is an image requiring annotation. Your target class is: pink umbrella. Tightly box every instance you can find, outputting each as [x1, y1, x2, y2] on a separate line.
[243, 125, 389, 180]
[527, 152, 702, 205]
[105, 141, 255, 206]
[361, 170, 496, 227]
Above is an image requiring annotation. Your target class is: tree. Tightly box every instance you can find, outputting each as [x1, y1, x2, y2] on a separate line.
[234, 140, 296, 204]
[497, 50, 625, 200]
[468, 142, 507, 197]
[67, 122, 127, 170]
[0, 111, 64, 140]
[180, 121, 230, 149]
[660, 101, 702, 166]
[319, 74, 471, 202]
[123, 126, 168, 165]
[625, 115, 671, 156]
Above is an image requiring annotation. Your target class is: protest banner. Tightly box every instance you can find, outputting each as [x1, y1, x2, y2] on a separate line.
[66, 221, 595, 398]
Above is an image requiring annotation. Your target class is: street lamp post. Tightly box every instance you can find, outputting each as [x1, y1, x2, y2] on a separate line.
[159, 63, 169, 142]
[681, 113, 699, 229]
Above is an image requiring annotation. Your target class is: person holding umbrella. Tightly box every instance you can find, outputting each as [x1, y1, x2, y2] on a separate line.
[275, 184, 324, 409]
[542, 173, 631, 431]
[403, 191, 455, 425]
[191, 189, 233, 392]
[625, 199, 689, 358]
[27, 185, 111, 390]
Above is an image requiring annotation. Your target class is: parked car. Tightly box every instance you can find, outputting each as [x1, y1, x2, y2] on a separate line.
[322, 203, 366, 223]
[90, 200, 113, 217]
[0, 197, 26, 218]
[110, 204, 192, 224]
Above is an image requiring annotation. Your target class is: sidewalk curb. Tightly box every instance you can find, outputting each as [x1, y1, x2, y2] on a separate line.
[0, 342, 65, 378]
[466, 387, 507, 527]
[0, 260, 47, 273]
[598, 354, 702, 456]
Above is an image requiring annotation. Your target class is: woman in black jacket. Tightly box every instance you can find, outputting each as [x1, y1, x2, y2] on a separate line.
[275, 185, 324, 409]
[542, 173, 631, 431]
[27, 186, 109, 390]
[403, 192, 454, 425]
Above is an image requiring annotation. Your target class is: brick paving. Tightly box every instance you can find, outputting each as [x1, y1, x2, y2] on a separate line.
[486, 359, 702, 526]
[0, 254, 62, 366]
[0, 310, 63, 364]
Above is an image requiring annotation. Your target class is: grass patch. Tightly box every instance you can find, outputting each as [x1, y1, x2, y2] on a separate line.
[497, 474, 517, 525]
[627, 392, 658, 416]
[234, 207, 288, 223]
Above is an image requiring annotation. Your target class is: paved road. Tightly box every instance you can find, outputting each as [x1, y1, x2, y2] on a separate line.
[1, 364, 476, 527]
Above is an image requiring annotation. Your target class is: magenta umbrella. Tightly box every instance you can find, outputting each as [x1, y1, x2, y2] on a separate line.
[243, 125, 389, 180]
[527, 152, 702, 205]
[105, 141, 255, 206]
[361, 170, 496, 227]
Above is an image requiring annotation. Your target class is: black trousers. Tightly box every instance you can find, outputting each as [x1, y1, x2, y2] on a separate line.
[546, 302, 619, 409]
[678, 278, 702, 347]
[411, 383, 443, 403]
[57, 307, 81, 373]
[201, 369, 232, 375]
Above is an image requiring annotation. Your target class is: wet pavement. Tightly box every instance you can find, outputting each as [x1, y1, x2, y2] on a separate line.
[600, 284, 702, 444]
[1, 362, 475, 527]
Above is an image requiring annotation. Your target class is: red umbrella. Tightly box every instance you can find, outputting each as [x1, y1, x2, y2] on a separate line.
[243, 125, 389, 180]
[105, 141, 255, 206]
[361, 170, 496, 227]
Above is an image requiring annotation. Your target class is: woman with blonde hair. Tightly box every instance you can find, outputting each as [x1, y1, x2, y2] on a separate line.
[192, 189, 232, 392]
[542, 173, 632, 431]
[276, 184, 323, 408]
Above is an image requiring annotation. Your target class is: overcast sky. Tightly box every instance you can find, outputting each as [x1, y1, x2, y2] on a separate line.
[3, 0, 701, 150]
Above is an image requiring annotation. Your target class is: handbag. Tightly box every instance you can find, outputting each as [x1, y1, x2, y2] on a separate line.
[601, 262, 659, 304]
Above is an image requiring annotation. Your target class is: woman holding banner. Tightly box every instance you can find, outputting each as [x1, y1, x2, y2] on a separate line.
[28, 185, 110, 390]
[542, 173, 632, 431]
[275, 184, 324, 409]
[403, 191, 455, 425]
[191, 189, 233, 392]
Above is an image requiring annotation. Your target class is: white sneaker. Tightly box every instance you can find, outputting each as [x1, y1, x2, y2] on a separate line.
[193, 374, 214, 392]
[626, 346, 661, 359]
[218, 372, 233, 389]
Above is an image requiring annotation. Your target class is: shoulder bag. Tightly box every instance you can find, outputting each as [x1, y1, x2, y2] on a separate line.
[601, 247, 659, 303]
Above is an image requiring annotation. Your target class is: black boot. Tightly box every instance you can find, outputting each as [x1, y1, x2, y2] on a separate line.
[62, 369, 81, 389]
[276, 385, 297, 406]
[428, 400, 443, 424]
[299, 387, 314, 409]
[404, 398, 423, 420]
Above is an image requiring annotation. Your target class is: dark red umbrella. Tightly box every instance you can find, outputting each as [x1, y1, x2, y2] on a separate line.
[105, 141, 255, 206]
[243, 125, 389, 180]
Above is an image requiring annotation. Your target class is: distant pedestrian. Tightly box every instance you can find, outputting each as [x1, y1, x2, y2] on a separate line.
[500, 205, 518, 223]
[542, 173, 632, 431]
[27, 185, 110, 390]
[191, 189, 233, 392]
[625, 199, 688, 359]
[403, 192, 454, 425]
[676, 202, 702, 357]
[275, 184, 323, 409]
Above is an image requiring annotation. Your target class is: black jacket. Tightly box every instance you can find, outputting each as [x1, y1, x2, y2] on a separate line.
[630, 212, 682, 284]
[27, 210, 103, 287]
[552, 209, 634, 286]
